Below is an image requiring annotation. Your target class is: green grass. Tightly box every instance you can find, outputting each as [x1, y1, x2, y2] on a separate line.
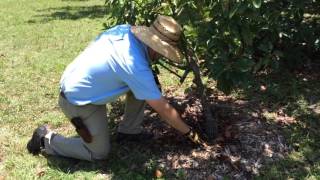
[0, 1, 184, 179]
[0, 0, 115, 179]
[247, 73, 320, 179]
[1, 0, 320, 179]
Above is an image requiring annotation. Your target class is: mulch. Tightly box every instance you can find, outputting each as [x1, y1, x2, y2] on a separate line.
[126, 89, 293, 179]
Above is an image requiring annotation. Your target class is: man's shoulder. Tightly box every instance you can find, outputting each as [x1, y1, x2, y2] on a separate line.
[110, 24, 131, 32]
[101, 24, 131, 38]
[106, 25, 146, 59]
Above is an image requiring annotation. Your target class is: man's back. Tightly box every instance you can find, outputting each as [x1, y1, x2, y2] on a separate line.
[60, 25, 161, 105]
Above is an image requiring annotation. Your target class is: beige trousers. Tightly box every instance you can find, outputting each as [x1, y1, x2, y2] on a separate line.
[44, 92, 146, 161]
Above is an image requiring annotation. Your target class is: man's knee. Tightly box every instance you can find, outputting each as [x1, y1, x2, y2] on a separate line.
[91, 146, 110, 161]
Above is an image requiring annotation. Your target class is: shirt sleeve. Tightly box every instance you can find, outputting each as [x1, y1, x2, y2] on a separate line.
[118, 67, 162, 100]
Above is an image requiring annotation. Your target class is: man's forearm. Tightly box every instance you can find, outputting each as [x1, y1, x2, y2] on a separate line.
[146, 97, 190, 134]
[158, 104, 190, 134]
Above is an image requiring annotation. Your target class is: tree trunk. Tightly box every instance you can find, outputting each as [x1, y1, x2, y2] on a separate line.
[185, 49, 218, 141]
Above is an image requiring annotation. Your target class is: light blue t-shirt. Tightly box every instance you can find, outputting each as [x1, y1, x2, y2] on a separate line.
[60, 25, 162, 105]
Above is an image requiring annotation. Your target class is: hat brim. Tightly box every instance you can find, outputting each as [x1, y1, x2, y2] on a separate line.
[131, 26, 183, 63]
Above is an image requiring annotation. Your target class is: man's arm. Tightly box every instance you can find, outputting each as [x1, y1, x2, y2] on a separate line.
[146, 96, 190, 134]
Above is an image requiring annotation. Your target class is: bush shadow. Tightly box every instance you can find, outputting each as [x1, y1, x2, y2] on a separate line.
[238, 67, 320, 178]
[44, 103, 202, 179]
[44, 96, 226, 179]
[45, 66, 320, 179]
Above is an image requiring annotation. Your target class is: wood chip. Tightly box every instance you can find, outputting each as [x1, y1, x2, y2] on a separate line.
[155, 169, 163, 178]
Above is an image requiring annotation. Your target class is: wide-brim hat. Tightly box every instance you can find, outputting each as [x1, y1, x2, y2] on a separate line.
[131, 15, 184, 63]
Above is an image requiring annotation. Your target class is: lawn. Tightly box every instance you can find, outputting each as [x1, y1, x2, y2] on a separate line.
[1, 0, 320, 179]
[0, 0, 185, 179]
[0, 0, 113, 179]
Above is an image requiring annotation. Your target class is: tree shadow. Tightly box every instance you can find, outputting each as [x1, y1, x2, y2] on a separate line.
[237, 68, 320, 178]
[41, 90, 280, 179]
[42, 95, 226, 179]
[28, 5, 106, 23]
[44, 104, 201, 179]
[44, 67, 320, 179]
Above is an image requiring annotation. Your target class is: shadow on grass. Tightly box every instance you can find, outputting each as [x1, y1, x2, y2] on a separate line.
[44, 67, 320, 179]
[44, 98, 201, 179]
[258, 106, 320, 178]
[239, 68, 320, 179]
[41, 93, 284, 179]
[28, 5, 106, 23]
[44, 114, 201, 179]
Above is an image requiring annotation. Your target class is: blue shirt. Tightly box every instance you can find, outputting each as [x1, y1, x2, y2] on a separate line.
[60, 25, 162, 105]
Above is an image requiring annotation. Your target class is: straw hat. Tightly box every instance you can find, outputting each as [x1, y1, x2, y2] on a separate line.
[131, 15, 184, 63]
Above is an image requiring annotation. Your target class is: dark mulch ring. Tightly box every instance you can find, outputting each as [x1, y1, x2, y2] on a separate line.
[116, 89, 292, 180]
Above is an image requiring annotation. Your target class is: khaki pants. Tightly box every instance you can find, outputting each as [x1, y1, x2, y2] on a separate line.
[44, 91, 146, 161]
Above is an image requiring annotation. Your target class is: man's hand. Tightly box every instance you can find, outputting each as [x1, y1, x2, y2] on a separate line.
[184, 128, 208, 148]
[146, 96, 208, 148]
[146, 97, 190, 134]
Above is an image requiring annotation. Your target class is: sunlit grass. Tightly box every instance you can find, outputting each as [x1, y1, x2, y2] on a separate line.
[0, 0, 110, 178]
[0, 1, 182, 179]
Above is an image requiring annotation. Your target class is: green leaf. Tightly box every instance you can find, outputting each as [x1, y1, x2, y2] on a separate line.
[230, 70, 250, 86]
[234, 58, 254, 72]
[217, 72, 233, 95]
[241, 25, 253, 46]
[273, 50, 284, 59]
[221, 0, 230, 12]
[237, 3, 248, 15]
[183, 25, 197, 38]
[253, 59, 264, 73]
[252, 0, 261, 8]
[229, 3, 240, 19]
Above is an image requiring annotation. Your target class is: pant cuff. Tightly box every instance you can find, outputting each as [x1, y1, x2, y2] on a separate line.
[43, 131, 57, 155]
